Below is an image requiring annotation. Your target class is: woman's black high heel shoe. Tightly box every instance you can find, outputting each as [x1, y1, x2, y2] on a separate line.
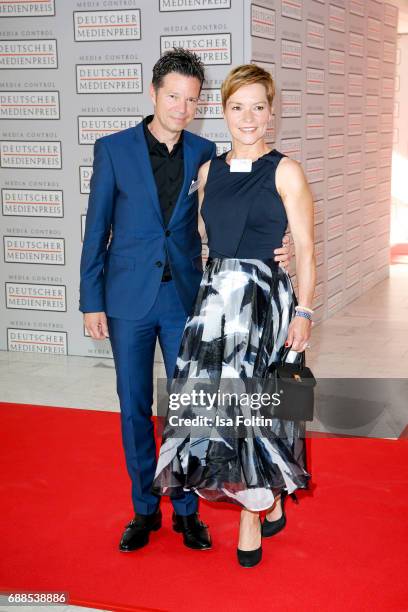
[262, 490, 298, 538]
[237, 518, 262, 568]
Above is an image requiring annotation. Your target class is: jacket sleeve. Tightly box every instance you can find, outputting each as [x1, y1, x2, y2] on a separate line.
[79, 138, 116, 313]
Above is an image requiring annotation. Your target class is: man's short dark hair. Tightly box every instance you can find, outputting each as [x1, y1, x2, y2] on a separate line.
[152, 48, 205, 91]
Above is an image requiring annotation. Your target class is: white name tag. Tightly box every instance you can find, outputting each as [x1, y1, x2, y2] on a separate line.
[230, 158, 252, 173]
[188, 178, 200, 195]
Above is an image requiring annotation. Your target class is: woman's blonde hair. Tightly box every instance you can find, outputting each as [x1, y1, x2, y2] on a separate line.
[221, 64, 275, 110]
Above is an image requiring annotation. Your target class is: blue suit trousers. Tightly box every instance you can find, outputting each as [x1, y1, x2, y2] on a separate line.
[107, 281, 198, 516]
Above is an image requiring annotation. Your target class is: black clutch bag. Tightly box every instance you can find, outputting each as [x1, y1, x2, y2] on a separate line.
[262, 347, 316, 421]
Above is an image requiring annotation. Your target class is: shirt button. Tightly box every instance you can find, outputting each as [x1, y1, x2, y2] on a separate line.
[155, 261, 163, 268]
[165, 230, 171, 237]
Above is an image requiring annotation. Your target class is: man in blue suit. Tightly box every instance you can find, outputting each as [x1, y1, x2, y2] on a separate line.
[80, 49, 291, 552]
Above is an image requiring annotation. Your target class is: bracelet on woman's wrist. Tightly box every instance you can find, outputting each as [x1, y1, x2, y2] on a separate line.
[294, 309, 313, 321]
[295, 305, 314, 314]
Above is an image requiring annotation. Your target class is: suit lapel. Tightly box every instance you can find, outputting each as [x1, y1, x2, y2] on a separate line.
[169, 132, 197, 228]
[132, 122, 163, 226]
[132, 124, 199, 228]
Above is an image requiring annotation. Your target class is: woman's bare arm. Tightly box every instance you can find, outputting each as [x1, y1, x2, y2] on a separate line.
[276, 157, 316, 350]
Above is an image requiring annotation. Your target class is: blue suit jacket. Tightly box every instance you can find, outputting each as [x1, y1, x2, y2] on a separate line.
[79, 122, 216, 319]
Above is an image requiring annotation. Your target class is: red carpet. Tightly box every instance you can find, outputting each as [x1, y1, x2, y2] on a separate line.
[1, 402, 407, 612]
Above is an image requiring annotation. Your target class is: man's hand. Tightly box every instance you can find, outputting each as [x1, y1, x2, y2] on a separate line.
[84, 312, 109, 340]
[274, 232, 291, 270]
[201, 242, 209, 269]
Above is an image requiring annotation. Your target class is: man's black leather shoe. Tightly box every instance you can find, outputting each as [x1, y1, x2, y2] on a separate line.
[119, 508, 162, 552]
[172, 512, 212, 550]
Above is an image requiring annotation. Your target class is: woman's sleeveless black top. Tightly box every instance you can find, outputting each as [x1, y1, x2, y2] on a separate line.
[201, 149, 288, 259]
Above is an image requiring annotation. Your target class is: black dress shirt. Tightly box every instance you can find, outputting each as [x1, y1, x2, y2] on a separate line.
[143, 115, 184, 281]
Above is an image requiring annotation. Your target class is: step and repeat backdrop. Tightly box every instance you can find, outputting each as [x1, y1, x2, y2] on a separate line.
[0, 0, 398, 358]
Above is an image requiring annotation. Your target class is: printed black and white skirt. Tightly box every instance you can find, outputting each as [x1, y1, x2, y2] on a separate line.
[152, 257, 311, 511]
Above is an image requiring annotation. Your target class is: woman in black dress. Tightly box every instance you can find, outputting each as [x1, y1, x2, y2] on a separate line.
[153, 64, 316, 567]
